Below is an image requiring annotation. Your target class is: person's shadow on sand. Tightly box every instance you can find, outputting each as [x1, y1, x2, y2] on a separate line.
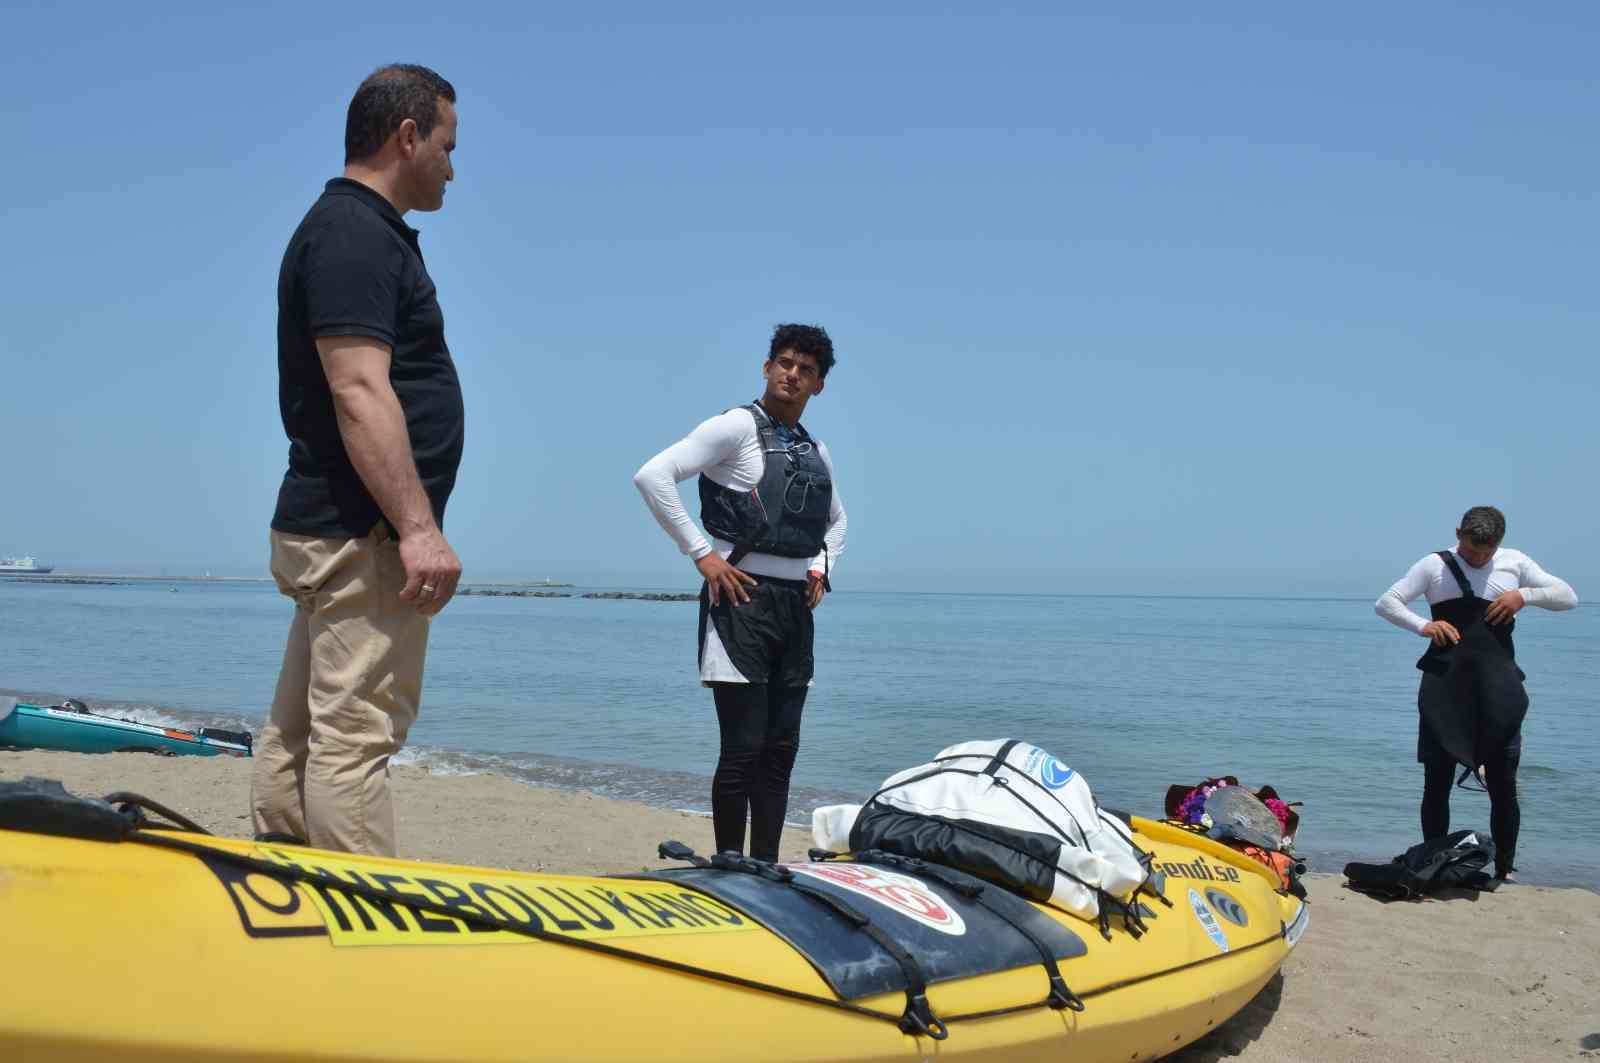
[1158, 972, 1284, 1061]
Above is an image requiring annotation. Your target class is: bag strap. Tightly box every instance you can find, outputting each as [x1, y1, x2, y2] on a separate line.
[1436, 550, 1476, 600]
[843, 849, 1086, 1012]
[664, 844, 947, 1039]
[983, 739, 1023, 777]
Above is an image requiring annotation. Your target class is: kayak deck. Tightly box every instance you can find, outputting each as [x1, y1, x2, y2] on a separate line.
[0, 788, 1302, 1062]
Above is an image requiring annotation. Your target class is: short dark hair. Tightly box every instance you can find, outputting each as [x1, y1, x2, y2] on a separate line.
[767, 324, 836, 379]
[1458, 505, 1506, 546]
[345, 64, 456, 164]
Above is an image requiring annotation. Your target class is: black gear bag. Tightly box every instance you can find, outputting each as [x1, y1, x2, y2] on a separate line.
[1343, 830, 1496, 900]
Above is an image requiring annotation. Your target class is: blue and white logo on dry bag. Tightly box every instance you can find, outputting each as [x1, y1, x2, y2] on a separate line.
[1040, 757, 1075, 789]
[1188, 888, 1230, 952]
[1023, 746, 1076, 790]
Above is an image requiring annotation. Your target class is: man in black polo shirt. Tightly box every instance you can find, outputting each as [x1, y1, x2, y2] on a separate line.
[254, 64, 465, 857]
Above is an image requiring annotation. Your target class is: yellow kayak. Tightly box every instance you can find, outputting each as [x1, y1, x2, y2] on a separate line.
[0, 781, 1305, 1062]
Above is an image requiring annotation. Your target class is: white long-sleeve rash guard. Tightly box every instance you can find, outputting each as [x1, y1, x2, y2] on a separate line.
[1375, 547, 1578, 636]
[633, 407, 847, 582]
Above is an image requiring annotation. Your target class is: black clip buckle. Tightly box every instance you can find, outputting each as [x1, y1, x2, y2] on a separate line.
[897, 993, 948, 1041]
[657, 840, 711, 868]
[710, 851, 793, 883]
[1047, 974, 1086, 1012]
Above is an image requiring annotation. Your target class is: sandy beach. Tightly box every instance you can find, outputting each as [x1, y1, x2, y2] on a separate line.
[4, 749, 1596, 1062]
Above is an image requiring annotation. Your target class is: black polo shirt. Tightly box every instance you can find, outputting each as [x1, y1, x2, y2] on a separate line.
[271, 178, 465, 538]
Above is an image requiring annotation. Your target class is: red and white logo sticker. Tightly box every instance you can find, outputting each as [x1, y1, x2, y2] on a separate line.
[789, 864, 967, 935]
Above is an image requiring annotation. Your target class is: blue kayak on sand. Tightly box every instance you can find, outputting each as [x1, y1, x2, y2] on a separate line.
[0, 696, 251, 757]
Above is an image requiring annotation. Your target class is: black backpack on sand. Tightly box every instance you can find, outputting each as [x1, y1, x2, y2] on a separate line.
[1343, 830, 1497, 900]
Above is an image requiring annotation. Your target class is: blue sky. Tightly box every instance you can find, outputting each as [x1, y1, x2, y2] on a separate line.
[3, 3, 1595, 594]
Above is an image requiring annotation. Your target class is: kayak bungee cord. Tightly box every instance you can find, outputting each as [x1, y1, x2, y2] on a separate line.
[103, 791, 212, 835]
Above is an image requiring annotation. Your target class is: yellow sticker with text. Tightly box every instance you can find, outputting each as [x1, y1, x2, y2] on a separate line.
[203, 846, 755, 948]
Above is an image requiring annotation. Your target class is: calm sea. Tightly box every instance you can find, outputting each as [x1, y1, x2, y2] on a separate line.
[3, 577, 1594, 888]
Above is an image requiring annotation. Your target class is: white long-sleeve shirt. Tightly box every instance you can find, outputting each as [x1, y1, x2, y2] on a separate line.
[633, 407, 847, 582]
[1375, 548, 1578, 636]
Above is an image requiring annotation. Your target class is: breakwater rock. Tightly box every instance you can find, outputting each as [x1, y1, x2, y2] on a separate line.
[1, 576, 123, 586]
[457, 588, 573, 598]
[581, 592, 697, 602]
[454, 589, 696, 602]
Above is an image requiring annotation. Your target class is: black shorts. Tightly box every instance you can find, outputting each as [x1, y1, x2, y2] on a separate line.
[1417, 674, 1522, 763]
[697, 575, 814, 686]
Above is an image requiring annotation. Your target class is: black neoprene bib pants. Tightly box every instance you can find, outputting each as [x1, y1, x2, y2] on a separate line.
[710, 683, 808, 861]
[699, 574, 816, 862]
[1418, 673, 1521, 877]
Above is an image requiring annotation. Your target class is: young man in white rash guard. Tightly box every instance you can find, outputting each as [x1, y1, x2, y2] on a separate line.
[1375, 505, 1577, 880]
[633, 325, 847, 862]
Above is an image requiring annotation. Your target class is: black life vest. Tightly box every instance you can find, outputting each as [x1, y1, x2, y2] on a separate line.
[698, 402, 833, 564]
[1416, 550, 1528, 772]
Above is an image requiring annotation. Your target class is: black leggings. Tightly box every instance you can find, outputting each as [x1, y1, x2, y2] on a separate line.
[1421, 746, 1521, 876]
[710, 682, 808, 862]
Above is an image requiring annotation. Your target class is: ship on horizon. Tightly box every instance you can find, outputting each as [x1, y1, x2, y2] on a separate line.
[0, 555, 54, 575]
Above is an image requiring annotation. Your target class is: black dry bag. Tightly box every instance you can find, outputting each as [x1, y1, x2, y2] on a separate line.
[1343, 830, 1495, 900]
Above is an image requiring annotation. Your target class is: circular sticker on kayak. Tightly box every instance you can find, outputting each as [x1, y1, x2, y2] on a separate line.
[791, 864, 967, 935]
[1188, 888, 1230, 952]
[1205, 888, 1249, 928]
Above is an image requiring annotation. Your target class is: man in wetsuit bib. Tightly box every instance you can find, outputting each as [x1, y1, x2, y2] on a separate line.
[1376, 506, 1577, 879]
[633, 324, 847, 862]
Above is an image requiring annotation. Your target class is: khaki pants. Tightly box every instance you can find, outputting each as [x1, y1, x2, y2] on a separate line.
[251, 525, 430, 856]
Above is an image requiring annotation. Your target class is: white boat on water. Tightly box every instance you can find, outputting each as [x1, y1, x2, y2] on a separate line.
[0, 555, 54, 574]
